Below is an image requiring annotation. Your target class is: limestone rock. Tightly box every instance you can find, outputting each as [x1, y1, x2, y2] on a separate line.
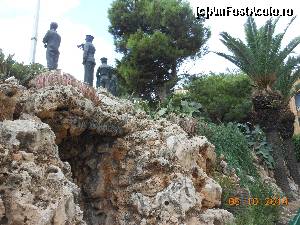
[0, 73, 233, 225]
[0, 78, 25, 121]
[0, 119, 85, 225]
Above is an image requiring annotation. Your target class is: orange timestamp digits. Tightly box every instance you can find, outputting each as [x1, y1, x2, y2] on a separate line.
[227, 196, 288, 206]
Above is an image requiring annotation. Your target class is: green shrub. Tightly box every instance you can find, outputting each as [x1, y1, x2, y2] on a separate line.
[292, 134, 300, 162]
[239, 124, 275, 169]
[213, 172, 238, 211]
[157, 93, 205, 118]
[187, 73, 252, 123]
[214, 172, 279, 225]
[233, 181, 280, 225]
[197, 122, 257, 179]
[0, 51, 46, 86]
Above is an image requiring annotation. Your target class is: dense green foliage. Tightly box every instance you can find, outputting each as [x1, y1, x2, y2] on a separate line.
[217, 16, 300, 95]
[197, 122, 257, 178]
[0, 51, 45, 86]
[292, 134, 300, 162]
[201, 121, 279, 224]
[234, 181, 280, 225]
[215, 174, 279, 225]
[157, 93, 204, 118]
[217, 16, 300, 198]
[108, 0, 210, 101]
[187, 73, 252, 123]
[239, 124, 275, 169]
[132, 93, 205, 120]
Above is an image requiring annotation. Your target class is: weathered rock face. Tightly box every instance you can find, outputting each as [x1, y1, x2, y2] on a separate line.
[0, 73, 234, 225]
[0, 77, 25, 121]
[0, 119, 85, 225]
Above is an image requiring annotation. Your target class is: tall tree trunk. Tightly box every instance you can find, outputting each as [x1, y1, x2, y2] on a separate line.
[158, 63, 178, 102]
[282, 139, 300, 185]
[252, 90, 294, 199]
[279, 108, 300, 185]
[266, 130, 295, 200]
[158, 83, 167, 102]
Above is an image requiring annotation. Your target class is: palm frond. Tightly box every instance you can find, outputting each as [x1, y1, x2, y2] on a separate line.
[217, 16, 300, 91]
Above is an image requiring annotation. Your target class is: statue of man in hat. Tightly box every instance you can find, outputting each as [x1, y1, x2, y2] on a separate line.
[43, 22, 61, 70]
[96, 57, 110, 89]
[80, 35, 96, 86]
[96, 57, 118, 96]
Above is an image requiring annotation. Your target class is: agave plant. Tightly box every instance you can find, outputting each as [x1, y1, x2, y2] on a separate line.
[217, 16, 300, 198]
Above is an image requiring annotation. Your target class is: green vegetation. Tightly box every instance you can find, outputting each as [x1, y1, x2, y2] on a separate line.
[204, 122, 279, 224]
[158, 93, 204, 118]
[217, 16, 300, 194]
[239, 124, 274, 169]
[0, 51, 45, 86]
[197, 122, 257, 180]
[215, 173, 280, 225]
[187, 73, 252, 123]
[108, 0, 210, 101]
[234, 181, 280, 225]
[3, 13, 297, 225]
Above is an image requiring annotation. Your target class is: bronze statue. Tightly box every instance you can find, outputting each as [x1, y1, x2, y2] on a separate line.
[79, 35, 96, 86]
[96, 57, 118, 95]
[96, 57, 110, 88]
[43, 22, 61, 70]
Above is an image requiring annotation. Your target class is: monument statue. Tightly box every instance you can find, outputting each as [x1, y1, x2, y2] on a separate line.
[42, 22, 61, 70]
[78, 35, 96, 86]
[96, 57, 118, 95]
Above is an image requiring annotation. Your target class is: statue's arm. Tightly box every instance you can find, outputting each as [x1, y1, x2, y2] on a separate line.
[83, 43, 89, 64]
[42, 31, 50, 44]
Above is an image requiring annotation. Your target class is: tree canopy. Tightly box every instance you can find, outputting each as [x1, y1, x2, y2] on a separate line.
[108, 0, 210, 101]
[216, 16, 300, 99]
[187, 73, 252, 123]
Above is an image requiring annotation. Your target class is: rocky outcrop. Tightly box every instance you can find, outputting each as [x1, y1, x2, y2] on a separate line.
[0, 119, 85, 225]
[0, 73, 234, 225]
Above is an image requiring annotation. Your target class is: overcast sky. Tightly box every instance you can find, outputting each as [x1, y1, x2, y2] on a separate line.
[0, 0, 300, 84]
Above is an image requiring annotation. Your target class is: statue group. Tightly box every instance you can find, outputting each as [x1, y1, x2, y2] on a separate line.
[43, 22, 118, 96]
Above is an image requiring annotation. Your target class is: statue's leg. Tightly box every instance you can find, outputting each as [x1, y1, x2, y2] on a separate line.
[47, 50, 55, 70]
[84, 62, 95, 86]
[104, 78, 110, 89]
[46, 49, 51, 69]
[53, 51, 59, 70]
[96, 76, 100, 88]
[110, 82, 117, 96]
[84, 64, 89, 84]
[108, 78, 117, 96]
[99, 77, 105, 88]
[89, 63, 95, 86]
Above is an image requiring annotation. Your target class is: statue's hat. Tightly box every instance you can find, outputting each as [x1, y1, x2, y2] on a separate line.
[100, 57, 108, 64]
[85, 35, 94, 41]
[50, 22, 58, 29]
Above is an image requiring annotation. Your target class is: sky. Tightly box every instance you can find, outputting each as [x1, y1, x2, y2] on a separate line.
[0, 0, 300, 84]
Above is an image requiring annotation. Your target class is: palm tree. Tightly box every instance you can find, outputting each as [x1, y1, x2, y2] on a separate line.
[216, 16, 300, 198]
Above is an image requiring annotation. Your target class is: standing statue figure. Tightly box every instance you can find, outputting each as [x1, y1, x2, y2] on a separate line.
[109, 73, 118, 96]
[96, 57, 110, 89]
[96, 57, 118, 96]
[43, 22, 61, 70]
[79, 35, 96, 86]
